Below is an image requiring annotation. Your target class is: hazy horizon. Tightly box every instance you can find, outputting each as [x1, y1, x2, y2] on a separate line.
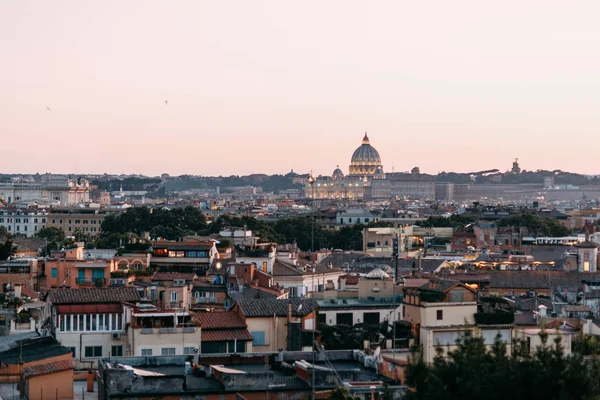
[3, 1, 600, 177]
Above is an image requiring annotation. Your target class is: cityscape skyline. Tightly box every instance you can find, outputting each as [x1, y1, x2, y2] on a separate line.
[3, 1, 600, 176]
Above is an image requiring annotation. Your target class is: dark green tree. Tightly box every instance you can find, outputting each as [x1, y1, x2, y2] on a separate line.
[0, 239, 14, 261]
[405, 331, 600, 400]
[327, 387, 361, 400]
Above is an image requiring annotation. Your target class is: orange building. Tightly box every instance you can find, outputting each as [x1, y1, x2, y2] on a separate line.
[45, 244, 115, 289]
[0, 336, 72, 384]
[24, 359, 74, 400]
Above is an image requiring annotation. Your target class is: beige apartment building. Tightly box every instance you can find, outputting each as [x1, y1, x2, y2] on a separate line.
[403, 279, 513, 363]
[45, 208, 114, 237]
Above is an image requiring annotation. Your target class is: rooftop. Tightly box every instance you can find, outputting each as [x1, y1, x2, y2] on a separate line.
[0, 337, 72, 365]
[46, 287, 140, 304]
[236, 298, 316, 318]
[24, 359, 73, 378]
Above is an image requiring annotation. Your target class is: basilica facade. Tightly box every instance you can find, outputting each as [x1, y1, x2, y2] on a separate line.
[305, 133, 386, 199]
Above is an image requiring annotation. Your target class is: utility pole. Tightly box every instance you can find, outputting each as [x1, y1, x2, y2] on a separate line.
[309, 174, 316, 400]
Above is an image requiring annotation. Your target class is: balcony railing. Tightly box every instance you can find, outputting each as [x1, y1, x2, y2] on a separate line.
[76, 278, 106, 286]
[195, 297, 218, 304]
[139, 326, 198, 335]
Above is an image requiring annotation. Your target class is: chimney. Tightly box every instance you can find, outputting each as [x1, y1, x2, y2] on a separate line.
[287, 302, 292, 322]
[538, 304, 547, 318]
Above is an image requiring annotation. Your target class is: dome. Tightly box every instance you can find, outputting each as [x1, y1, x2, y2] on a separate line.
[332, 165, 344, 180]
[348, 132, 383, 178]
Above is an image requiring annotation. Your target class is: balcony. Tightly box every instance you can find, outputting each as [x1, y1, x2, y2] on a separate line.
[138, 326, 198, 335]
[76, 278, 106, 287]
[195, 297, 218, 304]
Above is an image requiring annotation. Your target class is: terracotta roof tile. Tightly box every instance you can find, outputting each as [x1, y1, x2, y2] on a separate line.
[201, 329, 253, 342]
[191, 311, 246, 329]
[236, 299, 316, 318]
[24, 360, 73, 378]
[46, 287, 140, 304]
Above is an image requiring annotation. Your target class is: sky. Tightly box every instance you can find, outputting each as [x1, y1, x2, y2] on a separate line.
[2, 1, 600, 177]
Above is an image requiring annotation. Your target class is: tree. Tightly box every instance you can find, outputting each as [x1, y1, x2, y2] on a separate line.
[496, 214, 571, 237]
[405, 331, 600, 400]
[0, 226, 10, 239]
[36, 227, 66, 244]
[327, 387, 361, 400]
[0, 239, 14, 261]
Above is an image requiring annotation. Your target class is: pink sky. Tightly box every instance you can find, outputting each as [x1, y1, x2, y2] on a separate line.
[2, 1, 600, 177]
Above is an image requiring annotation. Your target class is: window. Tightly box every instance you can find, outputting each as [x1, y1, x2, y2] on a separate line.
[111, 345, 123, 357]
[170, 291, 177, 303]
[41, 218, 46, 223]
[183, 347, 196, 355]
[363, 312, 380, 325]
[34, 218, 38, 223]
[161, 347, 176, 356]
[436, 310, 443, 320]
[449, 290, 466, 303]
[141, 349, 152, 356]
[67, 347, 76, 358]
[84, 346, 102, 358]
[51, 268, 57, 278]
[481, 329, 511, 345]
[433, 331, 464, 346]
[252, 331, 267, 346]
[336, 313, 353, 326]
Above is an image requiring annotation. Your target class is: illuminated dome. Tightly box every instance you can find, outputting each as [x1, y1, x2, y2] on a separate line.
[332, 165, 344, 180]
[349, 132, 383, 178]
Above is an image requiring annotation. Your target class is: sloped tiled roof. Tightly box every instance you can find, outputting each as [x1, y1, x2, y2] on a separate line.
[191, 311, 246, 329]
[236, 298, 317, 318]
[201, 329, 253, 342]
[24, 359, 73, 378]
[272, 259, 341, 277]
[0, 337, 72, 365]
[514, 311, 537, 326]
[46, 287, 140, 304]
[489, 271, 600, 290]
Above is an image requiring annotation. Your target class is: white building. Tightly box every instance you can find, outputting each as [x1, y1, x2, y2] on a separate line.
[0, 208, 48, 236]
[272, 258, 345, 298]
[42, 287, 140, 369]
[336, 209, 379, 226]
[0, 178, 90, 206]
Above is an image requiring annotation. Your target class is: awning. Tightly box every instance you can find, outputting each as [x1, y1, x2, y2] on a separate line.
[201, 328, 253, 342]
[56, 304, 122, 314]
[74, 263, 107, 269]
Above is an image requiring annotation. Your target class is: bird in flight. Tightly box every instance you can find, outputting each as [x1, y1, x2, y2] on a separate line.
[165, 99, 168, 106]
[45, 106, 51, 111]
